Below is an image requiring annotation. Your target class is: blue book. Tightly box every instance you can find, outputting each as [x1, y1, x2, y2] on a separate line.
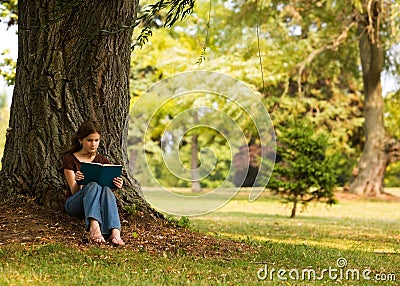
[77, 162, 122, 189]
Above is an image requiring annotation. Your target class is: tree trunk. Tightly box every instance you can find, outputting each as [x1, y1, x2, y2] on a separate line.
[191, 134, 202, 192]
[290, 200, 297, 218]
[0, 0, 155, 215]
[349, 0, 386, 196]
[129, 148, 138, 174]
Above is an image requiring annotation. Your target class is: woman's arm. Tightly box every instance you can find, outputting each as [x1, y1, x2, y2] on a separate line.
[64, 169, 82, 195]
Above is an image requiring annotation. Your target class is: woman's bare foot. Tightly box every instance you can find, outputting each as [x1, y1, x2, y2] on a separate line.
[109, 228, 125, 246]
[89, 219, 106, 243]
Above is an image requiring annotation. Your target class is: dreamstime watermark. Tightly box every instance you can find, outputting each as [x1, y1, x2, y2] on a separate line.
[129, 71, 276, 216]
[257, 258, 396, 282]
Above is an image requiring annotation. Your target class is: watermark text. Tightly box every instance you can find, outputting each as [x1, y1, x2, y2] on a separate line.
[257, 258, 396, 282]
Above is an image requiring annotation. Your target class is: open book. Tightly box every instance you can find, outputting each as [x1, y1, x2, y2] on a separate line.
[77, 162, 122, 189]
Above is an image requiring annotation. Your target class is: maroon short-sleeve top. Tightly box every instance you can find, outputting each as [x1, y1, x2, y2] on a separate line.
[62, 153, 110, 172]
[62, 153, 111, 198]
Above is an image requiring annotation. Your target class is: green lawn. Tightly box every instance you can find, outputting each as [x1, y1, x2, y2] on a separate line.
[1, 190, 399, 285]
[192, 192, 400, 253]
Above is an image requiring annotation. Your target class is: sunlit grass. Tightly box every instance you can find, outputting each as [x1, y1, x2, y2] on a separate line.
[190, 191, 400, 254]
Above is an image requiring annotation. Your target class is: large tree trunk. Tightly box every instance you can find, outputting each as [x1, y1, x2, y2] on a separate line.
[0, 0, 153, 215]
[349, 0, 386, 196]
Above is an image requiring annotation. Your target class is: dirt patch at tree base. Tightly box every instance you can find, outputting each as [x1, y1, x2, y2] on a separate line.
[0, 199, 254, 258]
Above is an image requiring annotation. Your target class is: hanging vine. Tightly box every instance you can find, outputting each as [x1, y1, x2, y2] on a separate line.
[132, 0, 196, 50]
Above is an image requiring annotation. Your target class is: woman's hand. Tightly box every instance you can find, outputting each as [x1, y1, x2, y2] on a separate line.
[113, 177, 123, 189]
[75, 171, 84, 181]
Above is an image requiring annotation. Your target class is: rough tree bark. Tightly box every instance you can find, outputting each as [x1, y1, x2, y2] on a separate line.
[0, 0, 155, 216]
[349, 0, 386, 196]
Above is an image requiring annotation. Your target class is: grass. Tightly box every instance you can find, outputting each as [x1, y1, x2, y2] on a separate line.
[192, 193, 400, 252]
[1, 190, 400, 285]
[0, 244, 255, 285]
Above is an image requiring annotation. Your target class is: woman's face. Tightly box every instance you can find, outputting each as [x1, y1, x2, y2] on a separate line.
[80, 132, 100, 154]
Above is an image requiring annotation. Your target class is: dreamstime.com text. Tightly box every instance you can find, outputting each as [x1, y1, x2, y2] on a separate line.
[257, 258, 396, 282]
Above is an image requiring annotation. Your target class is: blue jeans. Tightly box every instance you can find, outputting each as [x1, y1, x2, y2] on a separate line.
[64, 182, 121, 237]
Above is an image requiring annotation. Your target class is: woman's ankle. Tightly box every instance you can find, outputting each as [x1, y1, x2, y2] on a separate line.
[111, 228, 121, 237]
[89, 219, 101, 233]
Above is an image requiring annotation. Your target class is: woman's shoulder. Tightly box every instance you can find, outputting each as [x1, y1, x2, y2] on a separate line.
[93, 154, 111, 164]
[62, 153, 80, 171]
[63, 152, 76, 162]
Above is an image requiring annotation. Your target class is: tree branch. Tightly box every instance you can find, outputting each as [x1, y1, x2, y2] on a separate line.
[297, 22, 357, 97]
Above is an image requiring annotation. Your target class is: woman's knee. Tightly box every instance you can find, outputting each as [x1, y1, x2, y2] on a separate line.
[64, 196, 84, 218]
[102, 187, 117, 201]
[83, 182, 103, 194]
[85, 182, 101, 189]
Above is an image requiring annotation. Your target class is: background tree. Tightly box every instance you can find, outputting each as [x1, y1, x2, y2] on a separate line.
[0, 50, 16, 86]
[268, 117, 338, 218]
[0, 1, 17, 86]
[131, 0, 367, 189]
[383, 89, 400, 186]
[0, 91, 9, 167]
[256, 0, 399, 195]
[348, 0, 400, 195]
[128, 88, 238, 190]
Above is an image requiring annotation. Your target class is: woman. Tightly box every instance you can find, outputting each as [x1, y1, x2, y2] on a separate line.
[62, 120, 125, 246]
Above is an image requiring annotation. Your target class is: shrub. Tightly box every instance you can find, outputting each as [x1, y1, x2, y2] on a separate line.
[268, 118, 338, 218]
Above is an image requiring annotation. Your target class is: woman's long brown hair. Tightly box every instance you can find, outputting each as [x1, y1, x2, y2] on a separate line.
[63, 120, 102, 155]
